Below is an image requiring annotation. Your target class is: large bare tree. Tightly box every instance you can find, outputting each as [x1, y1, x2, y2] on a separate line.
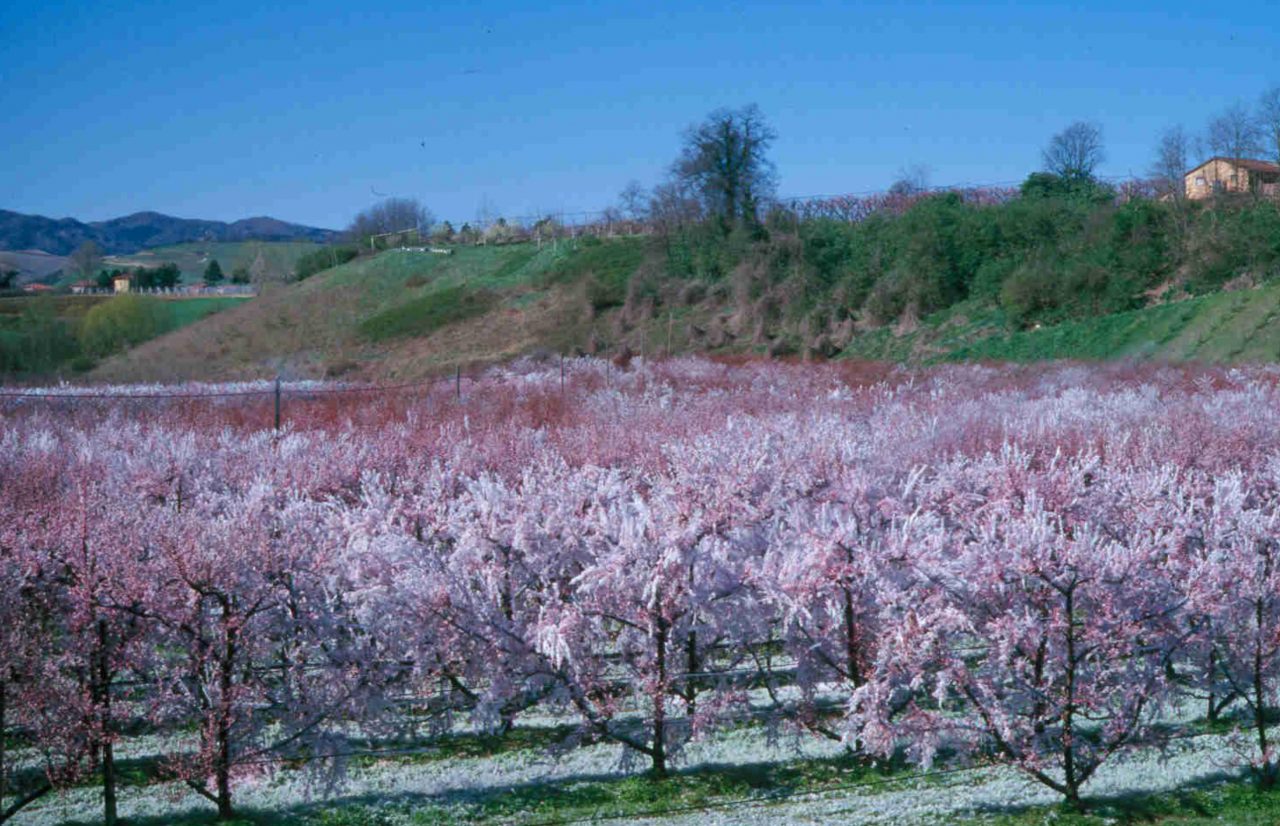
[672, 104, 777, 229]
[347, 198, 434, 242]
[1259, 85, 1280, 166]
[1042, 121, 1106, 182]
[68, 240, 102, 280]
[1205, 102, 1263, 160]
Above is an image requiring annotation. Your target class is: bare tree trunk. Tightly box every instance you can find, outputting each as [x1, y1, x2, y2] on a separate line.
[652, 617, 669, 779]
[1256, 598, 1275, 789]
[96, 621, 118, 826]
[215, 620, 237, 820]
[1062, 585, 1083, 811]
[1207, 645, 1218, 724]
[843, 585, 862, 688]
[0, 682, 7, 810]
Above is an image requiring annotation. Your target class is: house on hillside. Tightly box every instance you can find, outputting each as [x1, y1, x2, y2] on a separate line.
[1185, 157, 1280, 200]
[23, 283, 54, 294]
[70, 280, 95, 294]
[112, 272, 132, 293]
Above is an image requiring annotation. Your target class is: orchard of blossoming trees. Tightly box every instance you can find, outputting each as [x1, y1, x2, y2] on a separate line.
[4, 357, 1280, 822]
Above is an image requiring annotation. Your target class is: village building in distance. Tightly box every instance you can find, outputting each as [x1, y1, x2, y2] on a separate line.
[1185, 157, 1280, 200]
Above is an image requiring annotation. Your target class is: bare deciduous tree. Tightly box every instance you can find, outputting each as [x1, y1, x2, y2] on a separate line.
[1150, 125, 1191, 201]
[1259, 85, 1280, 166]
[1205, 102, 1263, 160]
[672, 104, 777, 229]
[69, 240, 102, 280]
[1042, 121, 1106, 182]
[347, 198, 434, 242]
[888, 163, 931, 196]
[618, 180, 649, 221]
[647, 180, 703, 235]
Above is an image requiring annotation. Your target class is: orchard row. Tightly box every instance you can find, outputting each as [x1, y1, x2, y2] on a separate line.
[3, 357, 1280, 821]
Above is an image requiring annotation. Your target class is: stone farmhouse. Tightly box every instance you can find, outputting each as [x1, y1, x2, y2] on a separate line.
[1184, 157, 1280, 200]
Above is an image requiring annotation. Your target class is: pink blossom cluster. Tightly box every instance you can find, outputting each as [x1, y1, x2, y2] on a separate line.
[3, 357, 1280, 820]
[785, 186, 1021, 222]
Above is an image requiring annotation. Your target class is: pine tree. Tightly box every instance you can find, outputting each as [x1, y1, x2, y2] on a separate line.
[203, 259, 224, 285]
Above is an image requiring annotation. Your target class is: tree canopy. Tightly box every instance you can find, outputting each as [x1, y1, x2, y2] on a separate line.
[347, 198, 435, 242]
[671, 104, 777, 230]
[1042, 121, 1105, 182]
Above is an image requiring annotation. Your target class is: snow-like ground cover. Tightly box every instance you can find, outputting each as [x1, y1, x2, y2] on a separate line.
[18, 725, 1240, 825]
[629, 735, 1239, 825]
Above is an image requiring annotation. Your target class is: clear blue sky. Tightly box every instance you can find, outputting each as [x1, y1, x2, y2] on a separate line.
[2, 0, 1276, 230]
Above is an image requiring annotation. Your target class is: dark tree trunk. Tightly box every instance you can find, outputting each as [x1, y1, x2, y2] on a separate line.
[1061, 585, 1082, 810]
[1255, 598, 1275, 789]
[95, 620, 118, 826]
[215, 618, 238, 820]
[843, 585, 862, 688]
[652, 617, 669, 779]
[0, 681, 7, 808]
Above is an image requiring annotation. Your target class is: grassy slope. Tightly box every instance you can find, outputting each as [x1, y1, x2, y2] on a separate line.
[836, 283, 1280, 365]
[88, 242, 639, 383]
[84, 233, 1280, 385]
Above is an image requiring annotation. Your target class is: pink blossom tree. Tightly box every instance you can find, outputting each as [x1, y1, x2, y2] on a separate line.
[760, 470, 919, 743]
[853, 480, 1186, 811]
[1184, 471, 1280, 787]
[149, 483, 389, 820]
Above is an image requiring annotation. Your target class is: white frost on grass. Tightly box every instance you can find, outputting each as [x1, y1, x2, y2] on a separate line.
[17, 725, 1241, 825]
[17, 723, 843, 824]
[629, 733, 1240, 825]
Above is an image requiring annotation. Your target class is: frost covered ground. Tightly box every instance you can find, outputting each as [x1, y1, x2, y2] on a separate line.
[18, 724, 1240, 825]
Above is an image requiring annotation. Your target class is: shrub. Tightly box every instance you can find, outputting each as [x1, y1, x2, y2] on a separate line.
[79, 295, 171, 358]
[0, 298, 79, 373]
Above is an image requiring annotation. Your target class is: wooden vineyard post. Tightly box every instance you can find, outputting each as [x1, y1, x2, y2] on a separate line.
[455, 366, 461, 401]
[274, 377, 282, 431]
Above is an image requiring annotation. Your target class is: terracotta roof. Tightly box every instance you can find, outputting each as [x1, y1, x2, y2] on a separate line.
[1188, 156, 1280, 175]
[1227, 157, 1280, 173]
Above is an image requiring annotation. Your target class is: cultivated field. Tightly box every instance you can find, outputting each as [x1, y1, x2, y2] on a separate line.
[102, 241, 323, 285]
[3, 358, 1280, 825]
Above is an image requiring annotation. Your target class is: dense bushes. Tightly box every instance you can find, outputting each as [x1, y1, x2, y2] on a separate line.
[79, 294, 171, 357]
[651, 186, 1276, 335]
[1, 295, 238, 375]
[0, 297, 79, 373]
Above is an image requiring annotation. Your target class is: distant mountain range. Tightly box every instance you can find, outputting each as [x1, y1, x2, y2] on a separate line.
[0, 209, 340, 257]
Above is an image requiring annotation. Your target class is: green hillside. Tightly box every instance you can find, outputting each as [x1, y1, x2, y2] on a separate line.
[37, 188, 1280, 384]
[834, 285, 1280, 364]
[102, 240, 321, 284]
[88, 241, 645, 382]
